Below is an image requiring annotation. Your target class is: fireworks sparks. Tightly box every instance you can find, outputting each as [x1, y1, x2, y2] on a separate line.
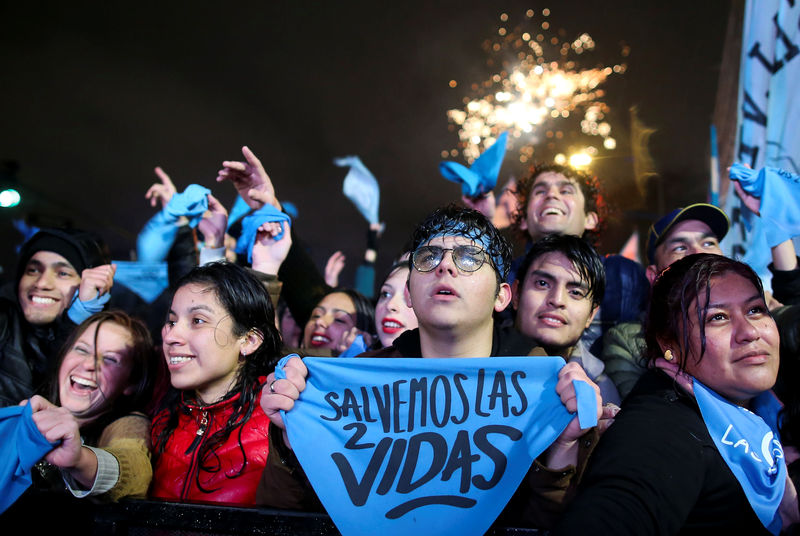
[444, 8, 628, 165]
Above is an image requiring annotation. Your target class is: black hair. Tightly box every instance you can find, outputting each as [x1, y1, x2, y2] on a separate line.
[152, 261, 282, 493]
[644, 253, 765, 371]
[513, 163, 606, 246]
[410, 204, 512, 285]
[515, 234, 606, 308]
[305, 287, 377, 344]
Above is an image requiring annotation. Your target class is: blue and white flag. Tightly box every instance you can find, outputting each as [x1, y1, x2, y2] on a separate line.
[694, 380, 786, 534]
[723, 1, 800, 292]
[335, 156, 380, 225]
[439, 132, 508, 198]
[276, 355, 597, 536]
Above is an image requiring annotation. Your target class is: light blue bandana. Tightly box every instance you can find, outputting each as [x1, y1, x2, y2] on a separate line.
[163, 184, 211, 228]
[439, 132, 508, 198]
[234, 205, 291, 264]
[729, 163, 800, 248]
[276, 354, 597, 536]
[694, 379, 786, 534]
[0, 403, 59, 514]
[335, 156, 380, 225]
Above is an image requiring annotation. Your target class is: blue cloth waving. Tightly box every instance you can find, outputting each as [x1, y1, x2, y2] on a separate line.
[336, 156, 380, 225]
[439, 132, 508, 197]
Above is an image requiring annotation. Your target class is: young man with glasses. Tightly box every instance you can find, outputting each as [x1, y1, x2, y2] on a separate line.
[259, 205, 603, 528]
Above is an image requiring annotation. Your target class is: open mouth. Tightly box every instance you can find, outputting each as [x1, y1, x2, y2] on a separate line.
[541, 207, 564, 217]
[538, 314, 567, 327]
[310, 334, 332, 347]
[70, 375, 97, 391]
[168, 355, 194, 366]
[382, 319, 404, 334]
[30, 296, 57, 305]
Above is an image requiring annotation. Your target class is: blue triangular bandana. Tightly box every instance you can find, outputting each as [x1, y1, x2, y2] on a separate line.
[694, 379, 786, 534]
[729, 163, 800, 248]
[163, 184, 211, 228]
[276, 355, 597, 536]
[234, 205, 291, 264]
[439, 132, 508, 197]
[335, 156, 380, 225]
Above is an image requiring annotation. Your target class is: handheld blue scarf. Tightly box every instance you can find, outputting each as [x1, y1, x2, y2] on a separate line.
[234, 205, 291, 264]
[0, 403, 60, 514]
[439, 132, 508, 198]
[276, 354, 597, 536]
[163, 184, 211, 228]
[694, 379, 786, 534]
[729, 163, 800, 248]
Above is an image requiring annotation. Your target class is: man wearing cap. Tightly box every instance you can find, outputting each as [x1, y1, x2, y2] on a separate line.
[0, 228, 116, 407]
[601, 202, 800, 399]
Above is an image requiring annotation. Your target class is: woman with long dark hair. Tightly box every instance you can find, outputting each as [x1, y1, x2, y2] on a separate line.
[150, 261, 282, 505]
[555, 254, 799, 535]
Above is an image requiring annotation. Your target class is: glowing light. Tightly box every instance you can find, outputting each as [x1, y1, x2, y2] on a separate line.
[444, 8, 627, 162]
[604, 137, 617, 149]
[0, 188, 21, 208]
[569, 152, 592, 168]
[554, 153, 567, 165]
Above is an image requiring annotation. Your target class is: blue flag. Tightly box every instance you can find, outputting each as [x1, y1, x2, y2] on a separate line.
[112, 260, 169, 304]
[0, 403, 59, 514]
[694, 380, 786, 534]
[276, 355, 596, 536]
[335, 156, 380, 225]
[439, 132, 508, 198]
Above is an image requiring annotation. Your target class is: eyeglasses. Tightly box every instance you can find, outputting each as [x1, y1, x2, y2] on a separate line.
[411, 245, 491, 273]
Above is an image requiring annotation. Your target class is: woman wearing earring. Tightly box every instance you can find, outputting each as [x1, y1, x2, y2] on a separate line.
[149, 261, 283, 505]
[554, 254, 799, 535]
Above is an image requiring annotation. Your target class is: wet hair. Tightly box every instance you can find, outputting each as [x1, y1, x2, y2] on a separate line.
[644, 253, 765, 371]
[513, 163, 606, 246]
[515, 234, 606, 308]
[47, 310, 157, 442]
[410, 204, 512, 285]
[152, 261, 282, 493]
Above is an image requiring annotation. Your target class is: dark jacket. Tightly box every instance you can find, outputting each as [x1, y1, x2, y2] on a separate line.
[553, 369, 770, 535]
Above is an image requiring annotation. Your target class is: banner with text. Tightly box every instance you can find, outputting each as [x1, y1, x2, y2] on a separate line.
[278, 356, 594, 536]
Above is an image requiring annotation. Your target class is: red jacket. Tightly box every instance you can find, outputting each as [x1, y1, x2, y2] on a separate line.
[150, 381, 270, 505]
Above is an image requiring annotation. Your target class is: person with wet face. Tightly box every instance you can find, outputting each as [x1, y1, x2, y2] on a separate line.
[554, 254, 800, 535]
[257, 205, 604, 528]
[512, 235, 619, 404]
[0, 228, 116, 407]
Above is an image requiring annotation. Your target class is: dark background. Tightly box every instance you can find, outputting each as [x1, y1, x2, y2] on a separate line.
[0, 1, 732, 288]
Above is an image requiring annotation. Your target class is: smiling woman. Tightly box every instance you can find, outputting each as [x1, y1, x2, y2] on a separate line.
[26, 310, 157, 502]
[301, 288, 375, 355]
[554, 254, 800, 535]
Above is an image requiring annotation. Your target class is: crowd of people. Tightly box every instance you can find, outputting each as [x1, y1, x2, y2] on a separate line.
[1, 143, 799, 535]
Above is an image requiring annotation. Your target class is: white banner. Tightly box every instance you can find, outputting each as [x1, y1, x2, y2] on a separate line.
[723, 0, 800, 291]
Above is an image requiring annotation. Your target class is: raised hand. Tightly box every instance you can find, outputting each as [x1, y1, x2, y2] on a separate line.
[197, 193, 229, 249]
[260, 356, 308, 448]
[78, 264, 116, 302]
[217, 146, 281, 210]
[145, 166, 178, 209]
[324, 251, 346, 287]
[252, 221, 293, 275]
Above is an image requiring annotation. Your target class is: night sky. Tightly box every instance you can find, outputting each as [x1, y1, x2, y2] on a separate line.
[0, 1, 732, 288]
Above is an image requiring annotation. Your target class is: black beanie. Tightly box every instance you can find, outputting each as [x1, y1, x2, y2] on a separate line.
[16, 228, 108, 284]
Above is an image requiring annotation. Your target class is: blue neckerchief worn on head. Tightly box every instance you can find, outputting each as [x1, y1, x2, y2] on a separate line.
[164, 184, 211, 228]
[335, 156, 380, 225]
[439, 132, 508, 198]
[0, 403, 60, 514]
[729, 163, 800, 248]
[274, 355, 597, 536]
[693, 379, 786, 534]
[234, 205, 291, 264]
[419, 226, 506, 280]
